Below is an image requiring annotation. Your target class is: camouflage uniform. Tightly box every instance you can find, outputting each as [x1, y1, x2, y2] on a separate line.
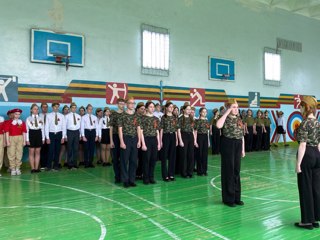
[118, 111, 141, 186]
[161, 115, 178, 133]
[263, 117, 271, 150]
[245, 116, 254, 152]
[141, 115, 160, 183]
[195, 119, 210, 175]
[296, 118, 320, 224]
[109, 111, 123, 183]
[222, 115, 244, 140]
[160, 115, 178, 180]
[221, 115, 244, 205]
[141, 115, 160, 137]
[178, 116, 195, 177]
[118, 112, 140, 137]
[255, 117, 264, 150]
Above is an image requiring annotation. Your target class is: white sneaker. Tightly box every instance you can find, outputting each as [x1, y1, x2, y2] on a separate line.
[16, 169, 21, 175]
[11, 170, 17, 176]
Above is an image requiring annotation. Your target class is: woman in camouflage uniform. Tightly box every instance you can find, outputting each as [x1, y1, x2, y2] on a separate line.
[178, 104, 197, 178]
[210, 108, 220, 155]
[160, 101, 178, 181]
[140, 101, 160, 184]
[245, 109, 254, 152]
[217, 99, 245, 207]
[295, 96, 320, 229]
[262, 110, 271, 150]
[195, 107, 210, 176]
[135, 102, 146, 180]
[253, 110, 264, 151]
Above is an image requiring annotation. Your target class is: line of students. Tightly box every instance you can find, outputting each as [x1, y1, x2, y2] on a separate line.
[108, 98, 211, 188]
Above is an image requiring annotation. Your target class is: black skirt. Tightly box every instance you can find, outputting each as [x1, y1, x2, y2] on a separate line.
[101, 128, 110, 144]
[29, 129, 42, 148]
[277, 126, 286, 134]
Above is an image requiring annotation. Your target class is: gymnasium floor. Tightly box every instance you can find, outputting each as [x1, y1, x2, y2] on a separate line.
[0, 145, 319, 240]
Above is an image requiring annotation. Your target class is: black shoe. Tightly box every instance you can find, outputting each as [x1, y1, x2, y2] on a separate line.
[79, 162, 84, 166]
[149, 180, 156, 184]
[224, 202, 236, 207]
[169, 177, 175, 181]
[35, 169, 41, 173]
[294, 222, 313, 230]
[73, 165, 79, 169]
[31, 169, 36, 174]
[143, 181, 149, 185]
[58, 164, 62, 169]
[84, 165, 90, 168]
[106, 163, 112, 166]
[188, 175, 193, 178]
[203, 173, 208, 176]
[68, 166, 73, 170]
[97, 160, 102, 164]
[123, 182, 129, 188]
[235, 201, 244, 206]
[163, 177, 170, 182]
[284, 144, 289, 147]
[102, 162, 107, 166]
[129, 182, 137, 187]
[64, 163, 69, 168]
[313, 222, 320, 228]
[89, 164, 95, 168]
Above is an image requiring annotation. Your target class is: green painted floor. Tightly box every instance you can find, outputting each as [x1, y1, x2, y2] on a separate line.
[0, 146, 320, 240]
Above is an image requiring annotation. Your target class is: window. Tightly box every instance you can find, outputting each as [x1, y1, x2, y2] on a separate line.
[141, 24, 169, 76]
[264, 48, 281, 86]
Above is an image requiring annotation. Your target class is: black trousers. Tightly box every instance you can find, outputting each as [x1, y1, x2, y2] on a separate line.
[255, 126, 263, 151]
[40, 142, 49, 168]
[297, 146, 320, 223]
[142, 136, 158, 182]
[120, 135, 138, 184]
[211, 127, 220, 155]
[262, 126, 270, 150]
[111, 134, 121, 182]
[162, 133, 176, 179]
[181, 132, 194, 177]
[84, 129, 96, 166]
[246, 126, 253, 152]
[136, 148, 143, 177]
[196, 134, 208, 175]
[47, 132, 62, 169]
[67, 129, 80, 167]
[220, 136, 242, 204]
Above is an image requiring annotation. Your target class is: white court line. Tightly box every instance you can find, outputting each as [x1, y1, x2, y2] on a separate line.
[1, 177, 180, 240]
[81, 171, 230, 240]
[0, 205, 107, 240]
[208, 165, 298, 203]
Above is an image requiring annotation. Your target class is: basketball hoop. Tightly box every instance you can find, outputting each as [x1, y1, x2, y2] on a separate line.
[53, 54, 71, 71]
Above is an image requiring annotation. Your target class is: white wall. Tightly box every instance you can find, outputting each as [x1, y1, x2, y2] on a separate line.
[0, 0, 319, 98]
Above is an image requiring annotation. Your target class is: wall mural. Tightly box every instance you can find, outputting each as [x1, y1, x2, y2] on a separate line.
[0, 77, 315, 144]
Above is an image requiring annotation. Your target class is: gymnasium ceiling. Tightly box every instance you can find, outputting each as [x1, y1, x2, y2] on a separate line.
[237, 0, 320, 21]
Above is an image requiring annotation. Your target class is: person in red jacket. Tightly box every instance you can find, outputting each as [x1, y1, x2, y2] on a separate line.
[4, 109, 27, 176]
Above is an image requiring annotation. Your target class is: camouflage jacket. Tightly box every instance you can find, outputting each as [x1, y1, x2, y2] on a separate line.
[118, 111, 140, 137]
[296, 118, 320, 147]
[223, 115, 244, 140]
[160, 115, 178, 133]
[109, 111, 123, 134]
[195, 119, 210, 134]
[141, 115, 160, 137]
[178, 116, 195, 133]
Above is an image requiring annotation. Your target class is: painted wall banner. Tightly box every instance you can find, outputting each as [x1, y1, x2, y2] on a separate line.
[209, 56, 235, 81]
[190, 88, 205, 107]
[31, 29, 84, 66]
[294, 94, 302, 109]
[0, 75, 18, 102]
[287, 111, 303, 141]
[248, 92, 260, 108]
[106, 82, 128, 104]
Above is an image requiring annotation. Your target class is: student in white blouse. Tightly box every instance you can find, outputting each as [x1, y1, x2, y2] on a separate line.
[80, 104, 99, 168]
[99, 107, 112, 166]
[65, 103, 81, 169]
[26, 103, 45, 173]
[274, 111, 289, 147]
